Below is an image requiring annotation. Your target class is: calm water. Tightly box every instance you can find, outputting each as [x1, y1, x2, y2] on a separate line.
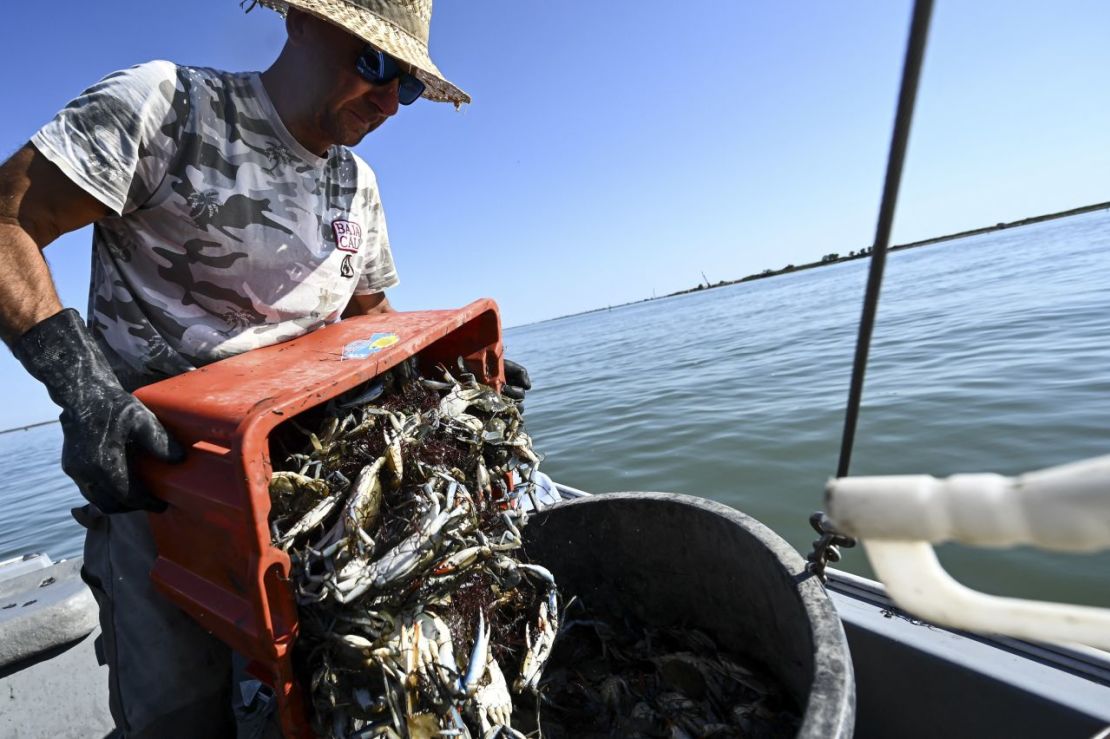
[3, 211, 1109, 607]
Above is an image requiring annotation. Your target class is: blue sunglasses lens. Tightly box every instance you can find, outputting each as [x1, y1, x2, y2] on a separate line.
[357, 49, 387, 81]
[358, 47, 425, 105]
[397, 74, 425, 105]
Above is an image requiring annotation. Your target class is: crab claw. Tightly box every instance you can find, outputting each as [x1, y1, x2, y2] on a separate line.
[515, 591, 558, 693]
[462, 611, 490, 696]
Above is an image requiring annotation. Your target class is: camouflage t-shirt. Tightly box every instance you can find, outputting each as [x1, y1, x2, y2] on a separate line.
[31, 61, 399, 389]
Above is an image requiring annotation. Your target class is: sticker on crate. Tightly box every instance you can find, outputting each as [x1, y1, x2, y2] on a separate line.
[341, 333, 400, 359]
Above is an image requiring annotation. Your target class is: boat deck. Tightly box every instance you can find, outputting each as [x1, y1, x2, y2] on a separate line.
[0, 629, 112, 737]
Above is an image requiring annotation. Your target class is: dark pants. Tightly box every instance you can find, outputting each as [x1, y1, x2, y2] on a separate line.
[75, 504, 237, 738]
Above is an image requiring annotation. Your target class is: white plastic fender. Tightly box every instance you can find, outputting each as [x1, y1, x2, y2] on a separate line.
[826, 454, 1110, 551]
[861, 540, 1110, 650]
[825, 453, 1110, 650]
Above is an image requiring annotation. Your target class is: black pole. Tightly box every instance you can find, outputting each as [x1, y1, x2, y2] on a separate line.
[836, 0, 934, 478]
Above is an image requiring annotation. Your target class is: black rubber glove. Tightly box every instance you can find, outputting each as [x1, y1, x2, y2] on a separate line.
[502, 359, 532, 401]
[11, 309, 184, 514]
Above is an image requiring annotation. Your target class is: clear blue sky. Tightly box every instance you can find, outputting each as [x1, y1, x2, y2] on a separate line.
[1, 1, 1108, 426]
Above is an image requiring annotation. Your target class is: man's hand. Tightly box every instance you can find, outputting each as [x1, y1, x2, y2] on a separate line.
[12, 309, 184, 513]
[502, 359, 531, 401]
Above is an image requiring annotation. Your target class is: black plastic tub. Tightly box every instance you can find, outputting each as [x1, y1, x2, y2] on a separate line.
[522, 492, 855, 738]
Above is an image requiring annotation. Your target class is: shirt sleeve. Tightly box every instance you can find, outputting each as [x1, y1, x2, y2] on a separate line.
[353, 159, 400, 295]
[30, 60, 181, 216]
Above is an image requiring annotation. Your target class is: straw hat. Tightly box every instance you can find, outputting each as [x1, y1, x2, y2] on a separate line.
[247, 0, 470, 106]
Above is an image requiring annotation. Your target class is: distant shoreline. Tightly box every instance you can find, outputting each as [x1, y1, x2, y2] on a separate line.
[0, 419, 58, 435]
[516, 200, 1110, 329]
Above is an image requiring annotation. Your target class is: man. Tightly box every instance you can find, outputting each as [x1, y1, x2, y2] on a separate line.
[0, 1, 528, 735]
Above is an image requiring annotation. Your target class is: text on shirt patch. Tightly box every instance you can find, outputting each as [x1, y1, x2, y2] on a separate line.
[333, 220, 363, 253]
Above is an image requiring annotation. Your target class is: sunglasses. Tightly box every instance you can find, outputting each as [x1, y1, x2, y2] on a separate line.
[356, 46, 426, 106]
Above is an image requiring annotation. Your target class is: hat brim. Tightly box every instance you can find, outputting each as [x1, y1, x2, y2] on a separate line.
[255, 0, 471, 106]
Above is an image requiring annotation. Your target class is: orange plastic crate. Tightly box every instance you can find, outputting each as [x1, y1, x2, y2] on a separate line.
[134, 299, 505, 737]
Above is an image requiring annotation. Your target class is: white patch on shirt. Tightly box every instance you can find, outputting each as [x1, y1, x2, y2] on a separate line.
[333, 219, 364, 253]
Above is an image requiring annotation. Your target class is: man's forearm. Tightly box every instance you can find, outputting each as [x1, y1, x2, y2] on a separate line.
[0, 144, 108, 346]
[0, 220, 63, 345]
[342, 291, 394, 317]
